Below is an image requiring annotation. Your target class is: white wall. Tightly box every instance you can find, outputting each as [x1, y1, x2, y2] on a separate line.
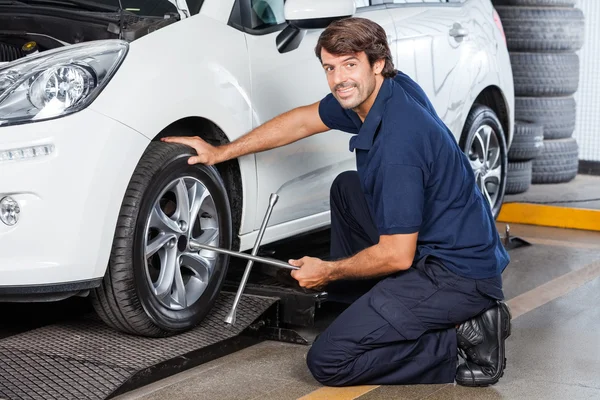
[574, 0, 600, 161]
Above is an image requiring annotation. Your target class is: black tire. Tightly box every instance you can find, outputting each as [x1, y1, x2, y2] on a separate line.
[492, 0, 575, 6]
[532, 138, 578, 184]
[91, 142, 233, 337]
[495, 7, 585, 52]
[508, 121, 544, 161]
[460, 104, 508, 220]
[506, 161, 532, 194]
[510, 52, 579, 97]
[515, 96, 576, 140]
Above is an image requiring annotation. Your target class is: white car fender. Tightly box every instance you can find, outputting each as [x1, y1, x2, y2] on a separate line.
[89, 13, 259, 236]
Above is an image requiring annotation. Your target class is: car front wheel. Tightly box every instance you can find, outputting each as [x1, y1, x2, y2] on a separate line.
[91, 141, 232, 337]
[460, 104, 508, 220]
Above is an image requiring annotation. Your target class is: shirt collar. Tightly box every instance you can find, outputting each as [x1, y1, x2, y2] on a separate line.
[348, 77, 394, 152]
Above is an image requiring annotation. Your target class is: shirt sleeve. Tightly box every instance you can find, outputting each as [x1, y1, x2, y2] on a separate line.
[371, 163, 425, 235]
[318, 93, 359, 134]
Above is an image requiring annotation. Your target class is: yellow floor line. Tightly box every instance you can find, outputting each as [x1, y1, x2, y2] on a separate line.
[506, 260, 600, 319]
[297, 386, 379, 400]
[298, 259, 600, 400]
[498, 203, 600, 232]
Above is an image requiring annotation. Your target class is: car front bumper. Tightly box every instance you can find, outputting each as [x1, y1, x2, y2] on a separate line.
[0, 109, 149, 288]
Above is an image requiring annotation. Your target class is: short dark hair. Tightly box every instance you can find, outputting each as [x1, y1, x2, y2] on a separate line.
[315, 17, 396, 79]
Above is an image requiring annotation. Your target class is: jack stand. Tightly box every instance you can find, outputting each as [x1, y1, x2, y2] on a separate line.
[243, 301, 317, 345]
[502, 224, 532, 250]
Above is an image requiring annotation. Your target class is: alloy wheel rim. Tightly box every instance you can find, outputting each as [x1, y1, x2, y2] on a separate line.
[468, 124, 502, 210]
[143, 176, 220, 311]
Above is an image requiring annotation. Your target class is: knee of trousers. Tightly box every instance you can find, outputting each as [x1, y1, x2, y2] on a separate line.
[306, 336, 351, 387]
[331, 171, 360, 201]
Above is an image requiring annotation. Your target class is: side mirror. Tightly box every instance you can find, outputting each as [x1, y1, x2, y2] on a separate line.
[284, 0, 356, 30]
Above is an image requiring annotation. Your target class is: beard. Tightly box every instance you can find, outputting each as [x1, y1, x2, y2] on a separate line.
[333, 78, 376, 111]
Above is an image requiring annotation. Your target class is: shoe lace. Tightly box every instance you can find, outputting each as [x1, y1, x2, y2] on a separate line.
[458, 347, 477, 385]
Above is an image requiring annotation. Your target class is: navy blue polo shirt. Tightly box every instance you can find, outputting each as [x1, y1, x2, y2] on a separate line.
[318, 71, 509, 279]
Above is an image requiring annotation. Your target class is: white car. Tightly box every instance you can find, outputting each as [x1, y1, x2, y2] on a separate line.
[0, 0, 514, 337]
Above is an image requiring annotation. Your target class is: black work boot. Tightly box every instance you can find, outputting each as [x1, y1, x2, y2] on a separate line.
[455, 301, 511, 387]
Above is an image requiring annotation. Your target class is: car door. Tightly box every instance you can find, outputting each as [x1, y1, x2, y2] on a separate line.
[384, 0, 472, 138]
[236, 0, 397, 230]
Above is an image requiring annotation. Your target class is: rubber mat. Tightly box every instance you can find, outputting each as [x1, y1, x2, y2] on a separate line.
[0, 292, 277, 400]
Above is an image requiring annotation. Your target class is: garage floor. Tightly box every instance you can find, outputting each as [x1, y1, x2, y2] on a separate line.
[111, 219, 600, 400]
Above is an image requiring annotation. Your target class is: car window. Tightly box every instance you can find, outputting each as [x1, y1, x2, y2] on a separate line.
[249, 0, 286, 29]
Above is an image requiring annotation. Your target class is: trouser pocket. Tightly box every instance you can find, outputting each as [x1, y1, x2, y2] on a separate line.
[369, 287, 427, 341]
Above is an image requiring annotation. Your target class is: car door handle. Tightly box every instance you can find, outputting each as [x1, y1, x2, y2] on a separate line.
[449, 23, 468, 38]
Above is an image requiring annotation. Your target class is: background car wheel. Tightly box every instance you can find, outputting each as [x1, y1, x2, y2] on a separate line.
[460, 104, 508, 220]
[91, 141, 232, 337]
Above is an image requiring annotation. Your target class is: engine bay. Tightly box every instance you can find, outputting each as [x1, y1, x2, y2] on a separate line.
[0, 6, 179, 63]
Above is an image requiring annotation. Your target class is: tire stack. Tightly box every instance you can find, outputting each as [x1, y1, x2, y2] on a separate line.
[493, 0, 585, 193]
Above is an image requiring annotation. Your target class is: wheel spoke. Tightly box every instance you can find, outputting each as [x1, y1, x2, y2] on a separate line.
[478, 125, 492, 165]
[484, 165, 502, 184]
[470, 158, 483, 172]
[482, 125, 492, 165]
[196, 227, 219, 245]
[150, 204, 180, 234]
[153, 246, 178, 300]
[174, 178, 191, 226]
[181, 252, 212, 281]
[172, 261, 187, 308]
[185, 276, 208, 301]
[488, 147, 500, 170]
[474, 130, 486, 161]
[146, 232, 177, 258]
[188, 182, 210, 236]
[481, 179, 493, 206]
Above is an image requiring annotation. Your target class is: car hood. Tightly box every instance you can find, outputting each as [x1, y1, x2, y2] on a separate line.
[82, 0, 190, 18]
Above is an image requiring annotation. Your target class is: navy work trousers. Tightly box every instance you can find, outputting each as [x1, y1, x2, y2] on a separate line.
[306, 171, 504, 386]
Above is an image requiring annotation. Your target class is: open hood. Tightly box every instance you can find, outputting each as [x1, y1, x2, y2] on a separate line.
[0, 0, 191, 65]
[92, 0, 191, 18]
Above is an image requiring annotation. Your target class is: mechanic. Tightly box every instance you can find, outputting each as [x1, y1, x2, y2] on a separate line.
[162, 17, 511, 388]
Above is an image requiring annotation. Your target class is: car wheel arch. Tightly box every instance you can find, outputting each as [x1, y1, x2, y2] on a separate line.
[151, 116, 245, 251]
[468, 85, 512, 148]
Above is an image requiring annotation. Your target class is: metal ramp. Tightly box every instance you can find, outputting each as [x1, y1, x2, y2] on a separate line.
[0, 292, 278, 400]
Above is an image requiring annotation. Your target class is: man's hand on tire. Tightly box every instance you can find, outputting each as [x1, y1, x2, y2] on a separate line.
[160, 136, 222, 165]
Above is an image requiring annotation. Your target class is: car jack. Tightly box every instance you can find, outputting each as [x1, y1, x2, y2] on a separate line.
[502, 224, 532, 250]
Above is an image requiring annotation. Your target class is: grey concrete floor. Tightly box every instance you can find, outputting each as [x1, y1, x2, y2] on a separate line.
[114, 222, 600, 400]
[505, 174, 600, 210]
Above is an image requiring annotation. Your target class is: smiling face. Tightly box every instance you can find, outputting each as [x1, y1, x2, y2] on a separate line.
[321, 49, 385, 118]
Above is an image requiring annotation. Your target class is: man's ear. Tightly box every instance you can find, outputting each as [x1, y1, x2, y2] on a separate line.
[374, 59, 385, 75]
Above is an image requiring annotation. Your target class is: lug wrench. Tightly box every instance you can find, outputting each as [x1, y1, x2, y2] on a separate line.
[188, 241, 299, 271]
[189, 193, 295, 325]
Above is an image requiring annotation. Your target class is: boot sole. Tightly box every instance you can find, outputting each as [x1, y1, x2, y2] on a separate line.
[456, 301, 511, 387]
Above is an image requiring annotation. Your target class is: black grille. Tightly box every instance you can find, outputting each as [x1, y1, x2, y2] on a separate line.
[0, 42, 23, 63]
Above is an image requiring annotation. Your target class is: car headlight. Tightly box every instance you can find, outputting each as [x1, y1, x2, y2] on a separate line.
[0, 40, 128, 126]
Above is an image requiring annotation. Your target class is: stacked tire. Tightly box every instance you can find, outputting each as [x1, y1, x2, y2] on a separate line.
[493, 0, 584, 189]
[506, 121, 544, 193]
